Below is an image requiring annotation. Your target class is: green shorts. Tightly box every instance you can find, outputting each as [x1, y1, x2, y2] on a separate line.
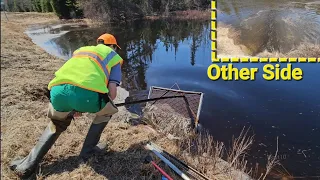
[50, 84, 106, 113]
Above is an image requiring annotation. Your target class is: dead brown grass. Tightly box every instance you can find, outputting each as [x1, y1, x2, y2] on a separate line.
[142, 103, 193, 138]
[141, 102, 284, 180]
[170, 129, 254, 180]
[256, 43, 320, 58]
[216, 23, 249, 57]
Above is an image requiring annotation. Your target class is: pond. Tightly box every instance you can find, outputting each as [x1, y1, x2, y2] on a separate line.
[26, 0, 320, 177]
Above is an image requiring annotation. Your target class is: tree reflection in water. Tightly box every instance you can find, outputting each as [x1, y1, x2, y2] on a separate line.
[51, 19, 210, 91]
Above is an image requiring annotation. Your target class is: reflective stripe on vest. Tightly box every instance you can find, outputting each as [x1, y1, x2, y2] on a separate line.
[105, 51, 118, 74]
[72, 49, 122, 85]
[73, 51, 113, 76]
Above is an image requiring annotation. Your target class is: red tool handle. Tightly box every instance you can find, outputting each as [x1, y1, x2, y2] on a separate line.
[151, 161, 174, 180]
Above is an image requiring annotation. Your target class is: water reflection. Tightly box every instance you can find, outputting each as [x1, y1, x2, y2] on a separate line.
[49, 19, 210, 91]
[218, 0, 320, 55]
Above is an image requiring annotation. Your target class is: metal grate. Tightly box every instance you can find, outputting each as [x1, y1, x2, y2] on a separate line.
[146, 83, 204, 129]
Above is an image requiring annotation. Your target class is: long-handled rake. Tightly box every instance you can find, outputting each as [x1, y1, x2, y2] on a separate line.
[114, 95, 185, 107]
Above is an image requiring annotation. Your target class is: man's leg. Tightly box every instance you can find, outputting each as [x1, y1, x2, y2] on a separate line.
[9, 103, 73, 179]
[79, 115, 111, 160]
[79, 95, 118, 160]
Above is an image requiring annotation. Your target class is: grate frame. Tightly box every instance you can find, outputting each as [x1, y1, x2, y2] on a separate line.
[146, 84, 204, 128]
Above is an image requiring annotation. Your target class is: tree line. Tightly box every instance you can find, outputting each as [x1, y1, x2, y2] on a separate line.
[4, 0, 83, 19]
[3, 0, 210, 21]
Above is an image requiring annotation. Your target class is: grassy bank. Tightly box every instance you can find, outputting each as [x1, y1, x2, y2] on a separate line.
[1, 12, 284, 180]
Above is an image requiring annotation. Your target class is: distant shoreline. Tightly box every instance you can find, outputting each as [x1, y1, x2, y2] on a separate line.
[144, 10, 211, 20]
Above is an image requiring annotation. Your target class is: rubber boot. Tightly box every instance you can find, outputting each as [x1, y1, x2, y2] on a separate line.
[9, 118, 72, 179]
[79, 122, 109, 161]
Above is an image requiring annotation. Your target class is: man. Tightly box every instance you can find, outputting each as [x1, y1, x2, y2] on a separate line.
[10, 33, 124, 179]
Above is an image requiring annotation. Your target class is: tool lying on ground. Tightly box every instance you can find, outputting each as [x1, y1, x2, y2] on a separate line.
[146, 143, 191, 180]
[149, 142, 211, 180]
[144, 155, 174, 180]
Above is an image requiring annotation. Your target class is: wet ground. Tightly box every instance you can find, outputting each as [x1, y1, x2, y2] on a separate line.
[25, 0, 320, 177]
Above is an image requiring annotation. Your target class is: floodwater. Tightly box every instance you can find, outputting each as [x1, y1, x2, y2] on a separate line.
[26, 0, 320, 177]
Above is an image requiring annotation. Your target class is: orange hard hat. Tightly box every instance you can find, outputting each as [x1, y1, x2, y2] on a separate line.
[97, 33, 121, 49]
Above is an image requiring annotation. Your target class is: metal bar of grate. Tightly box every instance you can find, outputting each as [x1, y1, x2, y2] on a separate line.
[146, 85, 204, 130]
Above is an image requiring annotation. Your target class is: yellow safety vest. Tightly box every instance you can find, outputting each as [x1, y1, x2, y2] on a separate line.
[48, 44, 123, 94]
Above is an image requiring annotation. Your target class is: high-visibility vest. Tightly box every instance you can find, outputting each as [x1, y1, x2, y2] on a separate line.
[48, 44, 123, 94]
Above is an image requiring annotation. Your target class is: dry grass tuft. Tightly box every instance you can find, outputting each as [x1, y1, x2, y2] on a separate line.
[140, 101, 273, 179]
[141, 105, 282, 180]
[175, 129, 254, 180]
[142, 103, 193, 138]
[217, 23, 249, 57]
[260, 137, 280, 180]
[227, 127, 254, 171]
[255, 42, 320, 58]
[256, 42, 320, 58]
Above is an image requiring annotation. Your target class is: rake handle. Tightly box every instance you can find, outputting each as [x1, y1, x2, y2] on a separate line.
[114, 95, 185, 107]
